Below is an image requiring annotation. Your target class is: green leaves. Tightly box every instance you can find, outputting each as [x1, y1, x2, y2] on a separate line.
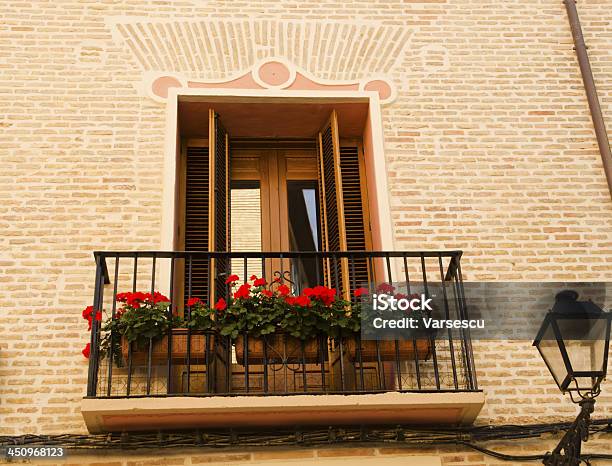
[97, 284, 369, 368]
[187, 303, 216, 331]
[215, 292, 283, 338]
[99, 300, 175, 365]
[216, 285, 360, 341]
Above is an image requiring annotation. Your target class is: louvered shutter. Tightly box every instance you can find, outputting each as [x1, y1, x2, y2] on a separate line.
[317, 111, 373, 297]
[183, 110, 230, 303]
[184, 146, 211, 301]
[209, 109, 230, 301]
[317, 111, 350, 298]
[339, 145, 371, 288]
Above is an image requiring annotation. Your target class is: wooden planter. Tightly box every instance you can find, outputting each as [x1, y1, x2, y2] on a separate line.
[120, 329, 217, 365]
[235, 333, 326, 365]
[345, 338, 432, 362]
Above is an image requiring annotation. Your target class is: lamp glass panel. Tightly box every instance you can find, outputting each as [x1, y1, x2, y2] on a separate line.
[571, 376, 601, 391]
[537, 322, 567, 388]
[555, 317, 608, 375]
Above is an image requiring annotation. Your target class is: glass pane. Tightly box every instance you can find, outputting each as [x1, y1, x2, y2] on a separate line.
[538, 323, 568, 389]
[287, 181, 321, 291]
[557, 317, 608, 375]
[230, 182, 262, 283]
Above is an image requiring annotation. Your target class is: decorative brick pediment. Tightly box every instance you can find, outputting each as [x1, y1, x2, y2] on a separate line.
[145, 57, 396, 104]
[106, 18, 408, 104]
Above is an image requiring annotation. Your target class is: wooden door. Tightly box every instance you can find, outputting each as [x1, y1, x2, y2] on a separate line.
[230, 147, 319, 288]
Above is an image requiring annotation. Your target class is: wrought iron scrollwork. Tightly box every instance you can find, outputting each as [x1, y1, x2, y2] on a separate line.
[272, 270, 295, 286]
[543, 399, 595, 466]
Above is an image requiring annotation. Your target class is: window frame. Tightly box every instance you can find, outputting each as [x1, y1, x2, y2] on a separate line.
[160, 90, 396, 292]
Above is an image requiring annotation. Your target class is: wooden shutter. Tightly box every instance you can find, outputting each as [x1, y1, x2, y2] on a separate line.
[317, 111, 350, 298]
[183, 110, 230, 303]
[184, 145, 211, 301]
[209, 109, 230, 301]
[339, 144, 372, 288]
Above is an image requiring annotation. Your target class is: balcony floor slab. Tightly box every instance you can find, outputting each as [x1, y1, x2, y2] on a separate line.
[81, 391, 485, 433]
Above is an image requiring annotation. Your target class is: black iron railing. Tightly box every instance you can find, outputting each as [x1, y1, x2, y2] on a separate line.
[86, 250, 478, 397]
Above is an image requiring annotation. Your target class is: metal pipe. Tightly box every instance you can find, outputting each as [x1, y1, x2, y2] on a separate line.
[564, 0, 612, 200]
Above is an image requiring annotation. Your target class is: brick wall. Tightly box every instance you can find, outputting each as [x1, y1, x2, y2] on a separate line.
[0, 0, 611, 463]
[2, 440, 611, 466]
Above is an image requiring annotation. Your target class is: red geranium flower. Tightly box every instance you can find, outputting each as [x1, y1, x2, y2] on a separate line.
[277, 284, 290, 296]
[124, 292, 146, 308]
[150, 292, 170, 304]
[249, 274, 258, 281]
[284, 296, 296, 306]
[82, 305, 93, 320]
[353, 287, 369, 297]
[214, 298, 227, 311]
[253, 277, 267, 287]
[116, 291, 169, 308]
[186, 297, 201, 307]
[225, 274, 240, 285]
[305, 285, 336, 306]
[261, 290, 273, 298]
[87, 312, 102, 331]
[320, 292, 336, 306]
[295, 295, 311, 307]
[376, 283, 395, 294]
[82, 307, 102, 330]
[82, 343, 91, 359]
[233, 283, 251, 299]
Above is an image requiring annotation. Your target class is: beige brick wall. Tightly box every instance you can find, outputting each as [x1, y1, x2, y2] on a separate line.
[0, 0, 611, 463]
[1, 440, 611, 466]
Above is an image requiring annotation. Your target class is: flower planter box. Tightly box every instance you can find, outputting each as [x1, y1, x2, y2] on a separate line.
[120, 329, 217, 365]
[345, 338, 432, 362]
[235, 333, 327, 365]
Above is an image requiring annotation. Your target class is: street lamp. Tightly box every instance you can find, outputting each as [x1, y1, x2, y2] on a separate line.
[533, 290, 611, 466]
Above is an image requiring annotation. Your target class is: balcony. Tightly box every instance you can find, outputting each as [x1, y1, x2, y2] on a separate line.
[81, 251, 484, 433]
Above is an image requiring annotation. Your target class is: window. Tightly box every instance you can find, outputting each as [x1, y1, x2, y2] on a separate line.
[177, 107, 373, 300]
[287, 180, 321, 291]
[230, 181, 262, 283]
